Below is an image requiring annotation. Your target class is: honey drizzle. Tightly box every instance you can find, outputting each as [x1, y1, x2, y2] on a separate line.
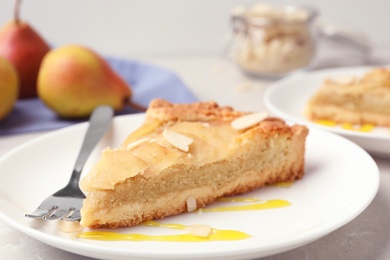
[216, 197, 261, 203]
[203, 199, 290, 212]
[316, 120, 375, 133]
[77, 220, 250, 242]
[341, 123, 375, 132]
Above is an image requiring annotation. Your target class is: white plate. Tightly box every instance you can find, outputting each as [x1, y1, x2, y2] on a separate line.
[0, 114, 379, 260]
[263, 66, 390, 157]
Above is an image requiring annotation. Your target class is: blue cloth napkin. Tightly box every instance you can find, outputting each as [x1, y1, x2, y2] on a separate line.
[0, 57, 198, 135]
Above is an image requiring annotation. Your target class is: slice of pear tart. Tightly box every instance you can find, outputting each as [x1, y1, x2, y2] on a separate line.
[80, 99, 308, 228]
[305, 67, 390, 126]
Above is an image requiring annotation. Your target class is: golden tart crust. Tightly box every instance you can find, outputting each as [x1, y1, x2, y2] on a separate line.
[80, 99, 308, 228]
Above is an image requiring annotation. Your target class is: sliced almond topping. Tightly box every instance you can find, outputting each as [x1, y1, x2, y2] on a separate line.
[186, 196, 197, 212]
[186, 224, 212, 237]
[231, 112, 269, 130]
[163, 129, 193, 152]
[149, 138, 158, 143]
[329, 76, 356, 85]
[126, 137, 149, 150]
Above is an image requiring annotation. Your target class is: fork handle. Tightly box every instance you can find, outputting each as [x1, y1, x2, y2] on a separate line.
[68, 105, 114, 189]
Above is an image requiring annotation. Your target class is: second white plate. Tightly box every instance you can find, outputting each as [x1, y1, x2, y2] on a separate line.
[264, 66, 390, 157]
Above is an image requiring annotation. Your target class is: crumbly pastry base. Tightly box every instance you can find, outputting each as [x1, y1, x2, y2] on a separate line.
[305, 104, 390, 127]
[80, 99, 308, 228]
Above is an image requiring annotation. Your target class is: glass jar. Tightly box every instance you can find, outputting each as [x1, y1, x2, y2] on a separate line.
[228, 4, 318, 78]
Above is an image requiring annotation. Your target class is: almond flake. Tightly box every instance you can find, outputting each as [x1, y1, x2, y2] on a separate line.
[126, 137, 149, 150]
[186, 224, 212, 237]
[231, 112, 269, 130]
[163, 129, 193, 152]
[330, 76, 356, 85]
[149, 138, 158, 143]
[186, 196, 197, 212]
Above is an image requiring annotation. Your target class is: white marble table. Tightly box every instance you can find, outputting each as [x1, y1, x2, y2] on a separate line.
[1, 52, 390, 259]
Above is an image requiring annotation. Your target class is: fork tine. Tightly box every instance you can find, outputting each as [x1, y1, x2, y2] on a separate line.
[58, 208, 76, 220]
[61, 210, 81, 222]
[25, 211, 49, 219]
[44, 209, 72, 220]
[26, 207, 82, 221]
[25, 206, 58, 219]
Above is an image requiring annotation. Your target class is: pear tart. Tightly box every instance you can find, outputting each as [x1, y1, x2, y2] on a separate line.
[305, 67, 390, 127]
[80, 99, 308, 228]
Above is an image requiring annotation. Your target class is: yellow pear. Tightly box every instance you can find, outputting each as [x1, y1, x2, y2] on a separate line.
[0, 0, 50, 99]
[37, 45, 132, 118]
[0, 56, 19, 120]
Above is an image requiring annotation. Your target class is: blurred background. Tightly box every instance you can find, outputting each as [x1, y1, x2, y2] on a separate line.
[1, 2, 390, 259]
[0, 0, 388, 59]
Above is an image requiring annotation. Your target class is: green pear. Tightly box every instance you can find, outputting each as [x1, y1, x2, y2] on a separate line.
[0, 0, 50, 99]
[0, 56, 19, 120]
[37, 45, 132, 118]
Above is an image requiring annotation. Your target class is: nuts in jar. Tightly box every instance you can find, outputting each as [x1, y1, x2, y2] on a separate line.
[228, 4, 318, 78]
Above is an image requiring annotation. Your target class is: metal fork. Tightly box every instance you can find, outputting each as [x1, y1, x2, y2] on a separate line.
[25, 105, 114, 222]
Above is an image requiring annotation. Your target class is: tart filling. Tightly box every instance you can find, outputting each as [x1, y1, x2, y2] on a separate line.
[80, 99, 308, 228]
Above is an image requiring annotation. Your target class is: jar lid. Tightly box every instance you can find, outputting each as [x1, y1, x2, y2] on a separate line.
[231, 4, 318, 27]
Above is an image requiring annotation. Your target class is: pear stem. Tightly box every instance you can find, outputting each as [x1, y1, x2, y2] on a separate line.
[14, 0, 22, 24]
[126, 100, 147, 112]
